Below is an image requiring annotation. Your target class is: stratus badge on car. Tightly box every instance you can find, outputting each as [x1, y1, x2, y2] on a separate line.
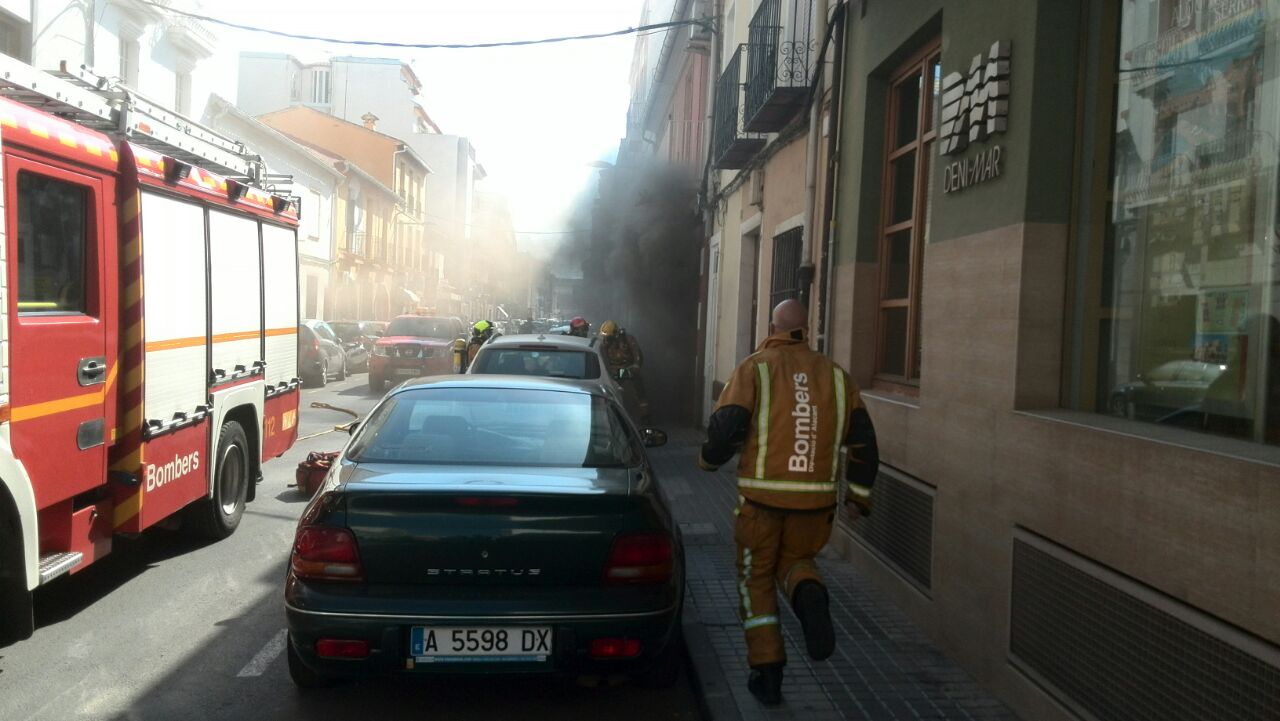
[426, 568, 542, 577]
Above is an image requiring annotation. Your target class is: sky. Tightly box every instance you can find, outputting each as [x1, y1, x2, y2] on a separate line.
[203, 0, 647, 245]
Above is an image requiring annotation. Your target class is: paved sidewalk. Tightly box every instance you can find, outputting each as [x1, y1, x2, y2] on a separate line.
[651, 430, 1018, 721]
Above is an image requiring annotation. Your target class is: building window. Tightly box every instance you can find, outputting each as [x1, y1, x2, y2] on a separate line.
[769, 227, 803, 311]
[118, 36, 139, 86]
[310, 68, 331, 105]
[0, 16, 28, 61]
[1079, 0, 1279, 446]
[874, 41, 941, 387]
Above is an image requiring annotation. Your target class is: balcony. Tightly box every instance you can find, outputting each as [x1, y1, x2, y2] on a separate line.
[744, 0, 816, 132]
[712, 45, 766, 169]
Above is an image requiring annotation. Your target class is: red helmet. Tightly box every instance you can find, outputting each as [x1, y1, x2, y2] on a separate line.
[569, 317, 590, 337]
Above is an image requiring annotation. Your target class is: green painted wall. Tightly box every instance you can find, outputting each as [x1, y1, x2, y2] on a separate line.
[834, 0, 1085, 264]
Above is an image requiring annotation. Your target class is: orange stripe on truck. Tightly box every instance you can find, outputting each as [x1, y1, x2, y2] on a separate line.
[145, 330, 285, 352]
[11, 364, 117, 423]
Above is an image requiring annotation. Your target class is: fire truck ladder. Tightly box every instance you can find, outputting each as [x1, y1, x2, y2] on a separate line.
[0, 54, 264, 183]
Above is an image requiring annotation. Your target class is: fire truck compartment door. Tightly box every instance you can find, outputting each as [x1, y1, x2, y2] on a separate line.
[140, 192, 208, 425]
[5, 156, 111, 507]
[262, 223, 298, 387]
[208, 209, 262, 382]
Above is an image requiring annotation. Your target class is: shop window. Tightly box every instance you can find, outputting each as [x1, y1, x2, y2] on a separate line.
[1079, 0, 1280, 446]
[875, 41, 941, 388]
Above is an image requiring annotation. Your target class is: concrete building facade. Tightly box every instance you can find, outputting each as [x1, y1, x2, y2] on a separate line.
[2, 0, 219, 118]
[700, 1, 1280, 720]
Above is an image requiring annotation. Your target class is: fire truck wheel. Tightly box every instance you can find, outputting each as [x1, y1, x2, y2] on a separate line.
[287, 633, 334, 689]
[0, 507, 34, 645]
[189, 421, 250, 540]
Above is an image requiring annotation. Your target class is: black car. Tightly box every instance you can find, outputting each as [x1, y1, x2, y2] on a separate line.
[299, 321, 348, 387]
[284, 376, 682, 688]
[327, 321, 373, 372]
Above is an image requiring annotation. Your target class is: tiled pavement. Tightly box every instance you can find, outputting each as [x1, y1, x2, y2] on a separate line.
[651, 430, 1018, 721]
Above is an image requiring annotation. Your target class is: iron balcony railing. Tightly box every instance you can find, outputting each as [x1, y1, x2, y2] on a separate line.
[744, 0, 816, 132]
[712, 45, 767, 169]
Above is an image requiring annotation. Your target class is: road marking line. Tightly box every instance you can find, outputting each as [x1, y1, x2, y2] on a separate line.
[237, 629, 288, 677]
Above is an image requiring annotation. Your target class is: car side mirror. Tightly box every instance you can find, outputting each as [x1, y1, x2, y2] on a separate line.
[347, 420, 360, 436]
[643, 428, 667, 448]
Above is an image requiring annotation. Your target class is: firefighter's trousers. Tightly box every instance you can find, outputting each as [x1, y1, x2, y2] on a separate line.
[734, 498, 834, 668]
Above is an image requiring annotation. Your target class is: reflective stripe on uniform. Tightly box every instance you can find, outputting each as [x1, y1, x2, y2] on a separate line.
[738, 477, 837, 492]
[739, 547, 754, 618]
[849, 484, 872, 498]
[743, 614, 779, 630]
[830, 368, 847, 482]
[754, 362, 770, 479]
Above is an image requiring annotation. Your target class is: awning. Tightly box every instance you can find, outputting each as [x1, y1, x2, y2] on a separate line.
[399, 287, 421, 305]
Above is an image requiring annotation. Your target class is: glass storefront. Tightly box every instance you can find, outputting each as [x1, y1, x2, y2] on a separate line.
[1102, 0, 1279, 446]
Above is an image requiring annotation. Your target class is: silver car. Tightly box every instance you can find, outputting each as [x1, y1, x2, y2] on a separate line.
[468, 334, 625, 408]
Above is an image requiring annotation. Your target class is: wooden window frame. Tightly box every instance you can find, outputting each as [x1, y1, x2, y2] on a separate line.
[873, 40, 942, 394]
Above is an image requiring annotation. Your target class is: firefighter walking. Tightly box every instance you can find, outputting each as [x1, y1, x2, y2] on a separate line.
[600, 320, 650, 423]
[698, 299, 879, 706]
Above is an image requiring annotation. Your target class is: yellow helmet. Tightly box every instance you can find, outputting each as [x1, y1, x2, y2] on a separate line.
[599, 320, 618, 337]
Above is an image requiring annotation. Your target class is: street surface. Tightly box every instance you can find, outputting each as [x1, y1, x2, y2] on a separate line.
[0, 375, 700, 721]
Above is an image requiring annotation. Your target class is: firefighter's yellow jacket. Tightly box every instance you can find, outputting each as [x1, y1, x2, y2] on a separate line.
[699, 328, 878, 511]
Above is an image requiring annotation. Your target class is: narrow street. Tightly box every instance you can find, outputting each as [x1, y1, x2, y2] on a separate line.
[0, 375, 701, 721]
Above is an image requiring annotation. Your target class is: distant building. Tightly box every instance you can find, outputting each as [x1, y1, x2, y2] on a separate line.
[257, 105, 431, 321]
[236, 52, 486, 317]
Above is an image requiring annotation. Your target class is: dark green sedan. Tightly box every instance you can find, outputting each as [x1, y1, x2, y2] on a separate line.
[284, 375, 684, 688]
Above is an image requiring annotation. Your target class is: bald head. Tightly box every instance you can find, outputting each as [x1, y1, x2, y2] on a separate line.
[770, 299, 808, 334]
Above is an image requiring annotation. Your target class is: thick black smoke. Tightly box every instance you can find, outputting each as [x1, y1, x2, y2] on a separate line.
[556, 160, 702, 424]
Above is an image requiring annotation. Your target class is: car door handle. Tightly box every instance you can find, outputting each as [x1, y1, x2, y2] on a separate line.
[78, 356, 107, 387]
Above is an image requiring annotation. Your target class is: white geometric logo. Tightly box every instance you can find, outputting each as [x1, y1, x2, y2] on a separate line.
[940, 41, 1010, 156]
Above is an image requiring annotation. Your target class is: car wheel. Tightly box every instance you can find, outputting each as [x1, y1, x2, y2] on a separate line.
[336, 356, 347, 381]
[635, 624, 684, 689]
[187, 421, 250, 540]
[368, 375, 384, 394]
[317, 359, 328, 387]
[287, 634, 334, 689]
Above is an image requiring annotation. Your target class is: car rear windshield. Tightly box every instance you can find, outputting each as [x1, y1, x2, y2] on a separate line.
[328, 322, 361, 342]
[471, 348, 600, 379]
[386, 317, 456, 339]
[347, 387, 640, 468]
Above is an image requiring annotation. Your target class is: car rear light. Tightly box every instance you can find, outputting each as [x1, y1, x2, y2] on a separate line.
[291, 526, 364, 582]
[603, 532, 673, 585]
[455, 496, 519, 508]
[589, 638, 642, 659]
[314, 639, 370, 659]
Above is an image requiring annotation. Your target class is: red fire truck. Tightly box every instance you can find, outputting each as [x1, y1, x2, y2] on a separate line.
[0, 58, 302, 643]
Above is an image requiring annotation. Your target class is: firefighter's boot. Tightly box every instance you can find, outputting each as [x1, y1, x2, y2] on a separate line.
[793, 580, 835, 661]
[747, 663, 784, 706]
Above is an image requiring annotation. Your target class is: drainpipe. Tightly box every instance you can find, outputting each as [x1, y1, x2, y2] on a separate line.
[818, 2, 848, 356]
[798, 0, 829, 316]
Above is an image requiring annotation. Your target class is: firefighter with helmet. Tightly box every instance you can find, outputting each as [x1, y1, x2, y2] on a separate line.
[599, 320, 649, 422]
[569, 316, 590, 338]
[466, 319, 496, 366]
[697, 299, 879, 707]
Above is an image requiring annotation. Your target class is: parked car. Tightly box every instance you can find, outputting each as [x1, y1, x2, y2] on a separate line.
[284, 376, 680, 689]
[299, 321, 348, 387]
[326, 321, 373, 372]
[1109, 359, 1227, 421]
[468, 334, 624, 408]
[368, 315, 467, 393]
[359, 320, 388, 345]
